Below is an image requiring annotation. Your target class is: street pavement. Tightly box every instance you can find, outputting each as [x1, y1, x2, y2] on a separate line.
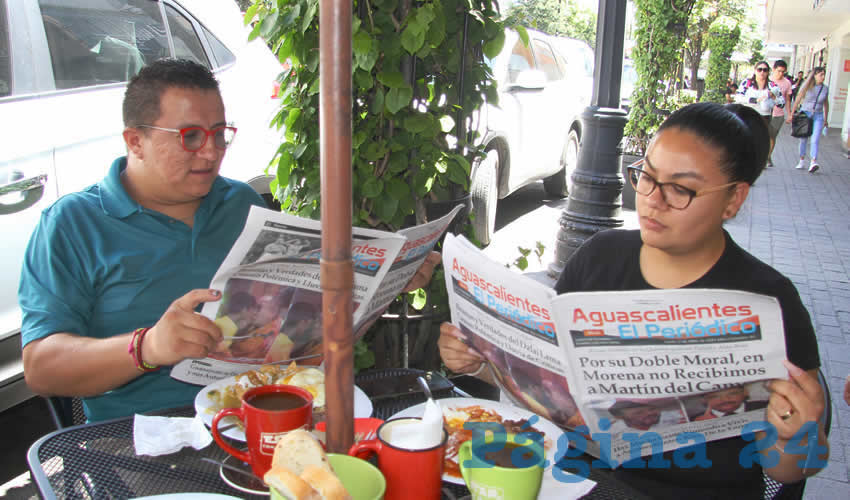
[484, 125, 850, 499]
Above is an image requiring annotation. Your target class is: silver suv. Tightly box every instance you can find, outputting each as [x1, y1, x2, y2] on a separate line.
[0, 0, 283, 412]
[470, 29, 589, 245]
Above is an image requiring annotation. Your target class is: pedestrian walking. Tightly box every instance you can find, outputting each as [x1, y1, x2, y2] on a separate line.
[735, 61, 784, 167]
[788, 67, 829, 173]
[767, 60, 792, 167]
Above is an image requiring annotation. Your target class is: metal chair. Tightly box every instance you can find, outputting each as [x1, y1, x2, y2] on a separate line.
[44, 395, 86, 429]
[763, 368, 832, 500]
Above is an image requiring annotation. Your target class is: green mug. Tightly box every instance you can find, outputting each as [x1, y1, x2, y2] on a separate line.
[269, 453, 386, 500]
[458, 433, 545, 500]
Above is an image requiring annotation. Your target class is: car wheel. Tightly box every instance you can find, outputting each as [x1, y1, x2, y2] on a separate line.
[543, 129, 579, 198]
[471, 150, 499, 246]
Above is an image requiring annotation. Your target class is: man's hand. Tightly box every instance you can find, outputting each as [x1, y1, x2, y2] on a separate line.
[437, 322, 484, 374]
[402, 251, 441, 293]
[142, 289, 224, 366]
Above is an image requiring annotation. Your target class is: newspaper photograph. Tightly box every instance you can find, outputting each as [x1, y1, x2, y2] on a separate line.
[442, 234, 789, 466]
[171, 205, 460, 385]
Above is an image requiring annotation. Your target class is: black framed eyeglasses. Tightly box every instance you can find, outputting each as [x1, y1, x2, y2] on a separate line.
[138, 124, 237, 152]
[625, 159, 738, 210]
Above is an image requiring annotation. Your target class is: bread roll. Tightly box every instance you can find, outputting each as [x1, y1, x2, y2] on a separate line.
[264, 466, 320, 500]
[300, 465, 352, 500]
[271, 429, 331, 475]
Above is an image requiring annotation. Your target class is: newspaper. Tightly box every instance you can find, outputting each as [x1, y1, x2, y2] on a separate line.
[170, 204, 462, 385]
[443, 234, 788, 466]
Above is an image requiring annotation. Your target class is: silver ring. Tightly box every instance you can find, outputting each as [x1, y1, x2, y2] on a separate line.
[780, 409, 794, 421]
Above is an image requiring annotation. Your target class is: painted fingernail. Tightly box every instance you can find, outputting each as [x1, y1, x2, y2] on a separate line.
[210, 289, 221, 297]
[782, 359, 804, 376]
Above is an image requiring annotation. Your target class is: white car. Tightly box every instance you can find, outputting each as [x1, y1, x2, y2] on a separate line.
[0, 0, 283, 412]
[470, 29, 589, 245]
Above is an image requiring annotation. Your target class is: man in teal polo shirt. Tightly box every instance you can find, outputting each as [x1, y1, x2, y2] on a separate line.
[18, 59, 266, 421]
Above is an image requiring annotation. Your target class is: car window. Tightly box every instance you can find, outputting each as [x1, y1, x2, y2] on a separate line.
[0, 0, 10, 97]
[164, 4, 209, 68]
[38, 0, 169, 90]
[507, 39, 534, 84]
[532, 39, 562, 82]
[200, 25, 236, 68]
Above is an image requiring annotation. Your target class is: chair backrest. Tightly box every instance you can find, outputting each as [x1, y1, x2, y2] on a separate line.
[45, 396, 86, 429]
[763, 368, 832, 500]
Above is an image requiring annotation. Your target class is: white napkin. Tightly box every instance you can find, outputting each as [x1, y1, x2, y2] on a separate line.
[133, 414, 213, 456]
[388, 398, 444, 449]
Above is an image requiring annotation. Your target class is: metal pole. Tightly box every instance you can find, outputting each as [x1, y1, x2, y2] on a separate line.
[320, 0, 354, 453]
[548, 0, 628, 277]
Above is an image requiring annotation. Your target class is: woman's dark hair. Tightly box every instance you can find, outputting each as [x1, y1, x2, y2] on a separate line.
[656, 102, 769, 185]
[747, 60, 771, 89]
[123, 58, 220, 129]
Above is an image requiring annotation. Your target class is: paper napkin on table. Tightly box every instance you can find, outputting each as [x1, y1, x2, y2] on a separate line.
[133, 414, 212, 456]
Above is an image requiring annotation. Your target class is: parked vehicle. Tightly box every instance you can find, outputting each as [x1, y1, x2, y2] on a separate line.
[470, 29, 588, 245]
[621, 59, 638, 111]
[0, 0, 283, 412]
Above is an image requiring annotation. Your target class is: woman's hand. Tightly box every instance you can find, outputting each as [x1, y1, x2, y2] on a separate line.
[843, 375, 850, 406]
[766, 360, 824, 443]
[437, 322, 484, 374]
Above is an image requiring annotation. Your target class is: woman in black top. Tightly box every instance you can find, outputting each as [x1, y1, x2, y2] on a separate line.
[438, 102, 828, 499]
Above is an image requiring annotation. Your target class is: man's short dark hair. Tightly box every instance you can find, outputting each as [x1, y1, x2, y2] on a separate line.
[773, 60, 787, 70]
[123, 58, 220, 128]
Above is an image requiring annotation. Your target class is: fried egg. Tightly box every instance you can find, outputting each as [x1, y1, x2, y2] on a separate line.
[278, 367, 326, 408]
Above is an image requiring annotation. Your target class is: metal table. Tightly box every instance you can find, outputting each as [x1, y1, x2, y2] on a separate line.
[28, 368, 649, 499]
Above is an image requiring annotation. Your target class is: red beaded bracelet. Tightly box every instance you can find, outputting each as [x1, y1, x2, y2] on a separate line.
[128, 327, 160, 372]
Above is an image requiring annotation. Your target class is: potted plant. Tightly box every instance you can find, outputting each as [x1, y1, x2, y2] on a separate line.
[245, 0, 505, 370]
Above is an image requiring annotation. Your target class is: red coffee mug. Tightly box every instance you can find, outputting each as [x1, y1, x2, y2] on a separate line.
[348, 417, 447, 500]
[211, 384, 313, 478]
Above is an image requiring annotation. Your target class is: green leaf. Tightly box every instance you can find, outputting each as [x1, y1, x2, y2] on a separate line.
[276, 152, 292, 186]
[353, 30, 372, 55]
[449, 153, 471, 175]
[248, 21, 263, 42]
[302, 2, 317, 34]
[483, 28, 505, 60]
[376, 70, 407, 89]
[352, 130, 367, 149]
[371, 88, 385, 114]
[409, 288, 427, 310]
[401, 28, 426, 55]
[516, 26, 529, 47]
[260, 10, 279, 38]
[307, 77, 320, 95]
[403, 113, 431, 133]
[386, 178, 410, 200]
[353, 69, 373, 89]
[244, 3, 259, 25]
[385, 87, 413, 114]
[284, 108, 302, 130]
[292, 143, 308, 159]
[362, 177, 384, 198]
[374, 196, 399, 221]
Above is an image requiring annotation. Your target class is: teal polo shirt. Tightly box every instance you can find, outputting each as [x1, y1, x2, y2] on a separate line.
[19, 157, 265, 421]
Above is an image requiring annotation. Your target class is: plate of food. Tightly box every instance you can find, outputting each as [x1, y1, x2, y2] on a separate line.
[196, 362, 373, 441]
[390, 397, 562, 485]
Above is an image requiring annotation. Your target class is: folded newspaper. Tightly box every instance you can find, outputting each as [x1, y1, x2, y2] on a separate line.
[170, 204, 462, 385]
[442, 233, 788, 466]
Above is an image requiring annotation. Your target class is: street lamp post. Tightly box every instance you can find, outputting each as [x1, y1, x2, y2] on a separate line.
[548, 0, 628, 278]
